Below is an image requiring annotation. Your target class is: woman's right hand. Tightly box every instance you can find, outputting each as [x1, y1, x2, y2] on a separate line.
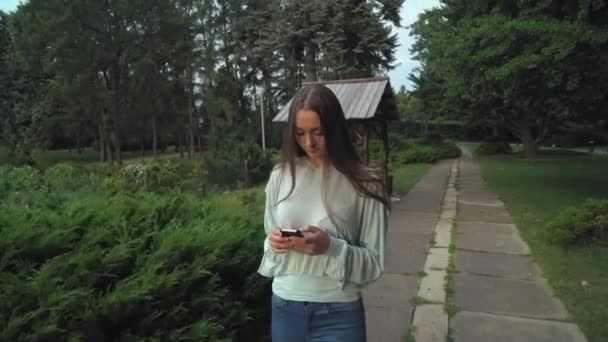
[268, 228, 290, 253]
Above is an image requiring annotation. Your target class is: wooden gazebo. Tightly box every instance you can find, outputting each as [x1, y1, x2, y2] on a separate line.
[272, 77, 399, 193]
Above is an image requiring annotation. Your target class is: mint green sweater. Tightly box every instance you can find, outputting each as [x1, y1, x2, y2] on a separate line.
[257, 158, 388, 302]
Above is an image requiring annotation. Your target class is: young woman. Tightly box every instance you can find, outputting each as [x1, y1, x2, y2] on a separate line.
[257, 83, 389, 342]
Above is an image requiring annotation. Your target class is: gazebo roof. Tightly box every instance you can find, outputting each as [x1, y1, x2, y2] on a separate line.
[272, 77, 399, 122]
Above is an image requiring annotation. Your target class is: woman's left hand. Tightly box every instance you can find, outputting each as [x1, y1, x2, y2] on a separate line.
[288, 225, 331, 255]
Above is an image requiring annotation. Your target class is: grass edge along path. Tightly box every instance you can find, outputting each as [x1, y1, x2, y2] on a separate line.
[392, 163, 432, 196]
[475, 153, 608, 342]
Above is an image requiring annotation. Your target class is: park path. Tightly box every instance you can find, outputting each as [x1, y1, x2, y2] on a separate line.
[363, 147, 588, 341]
[363, 159, 452, 341]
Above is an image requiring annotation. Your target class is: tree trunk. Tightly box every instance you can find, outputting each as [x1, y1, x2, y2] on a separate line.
[187, 64, 194, 159]
[140, 130, 145, 158]
[110, 60, 122, 165]
[305, 41, 317, 82]
[178, 131, 184, 158]
[152, 116, 158, 158]
[100, 112, 113, 164]
[76, 130, 82, 154]
[195, 114, 202, 155]
[98, 123, 106, 162]
[520, 123, 537, 159]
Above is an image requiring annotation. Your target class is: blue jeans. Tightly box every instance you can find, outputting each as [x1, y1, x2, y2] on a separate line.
[271, 294, 366, 342]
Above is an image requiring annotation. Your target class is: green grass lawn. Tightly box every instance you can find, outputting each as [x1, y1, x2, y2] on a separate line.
[476, 153, 608, 341]
[392, 163, 432, 195]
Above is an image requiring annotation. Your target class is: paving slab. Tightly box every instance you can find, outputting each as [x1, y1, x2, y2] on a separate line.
[412, 304, 448, 342]
[418, 270, 446, 303]
[363, 273, 419, 309]
[424, 247, 449, 271]
[459, 198, 504, 207]
[454, 250, 539, 281]
[459, 202, 513, 223]
[365, 307, 411, 342]
[453, 273, 569, 319]
[451, 311, 588, 342]
[440, 209, 457, 220]
[388, 212, 437, 234]
[365, 158, 453, 342]
[458, 193, 502, 205]
[443, 195, 457, 206]
[442, 202, 457, 212]
[395, 191, 443, 213]
[434, 220, 452, 248]
[457, 222, 530, 255]
[385, 232, 432, 273]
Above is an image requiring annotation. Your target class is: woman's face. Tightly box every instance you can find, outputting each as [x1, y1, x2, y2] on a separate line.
[294, 109, 326, 167]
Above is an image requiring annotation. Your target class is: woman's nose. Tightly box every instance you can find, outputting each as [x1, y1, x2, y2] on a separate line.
[305, 134, 316, 147]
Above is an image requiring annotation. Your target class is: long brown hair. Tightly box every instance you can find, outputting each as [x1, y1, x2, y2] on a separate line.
[277, 83, 390, 216]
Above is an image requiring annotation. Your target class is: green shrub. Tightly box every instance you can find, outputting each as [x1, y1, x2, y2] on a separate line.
[1, 165, 44, 191]
[102, 160, 183, 192]
[203, 142, 273, 190]
[44, 163, 90, 191]
[0, 190, 270, 341]
[476, 136, 513, 155]
[389, 137, 461, 164]
[421, 133, 444, 146]
[544, 199, 608, 246]
[397, 145, 441, 163]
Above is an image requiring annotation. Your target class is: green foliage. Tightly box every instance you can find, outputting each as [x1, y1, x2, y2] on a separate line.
[116, 161, 180, 192]
[392, 163, 431, 195]
[0, 145, 14, 164]
[475, 136, 513, 155]
[545, 199, 608, 246]
[397, 145, 441, 163]
[44, 163, 90, 191]
[2, 0, 403, 162]
[31, 148, 100, 169]
[0, 165, 43, 191]
[0, 189, 270, 341]
[478, 153, 608, 341]
[386, 135, 461, 165]
[410, 2, 608, 158]
[203, 134, 274, 190]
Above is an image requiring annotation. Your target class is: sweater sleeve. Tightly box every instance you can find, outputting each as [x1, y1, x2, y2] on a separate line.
[263, 168, 280, 235]
[258, 168, 284, 277]
[323, 195, 388, 289]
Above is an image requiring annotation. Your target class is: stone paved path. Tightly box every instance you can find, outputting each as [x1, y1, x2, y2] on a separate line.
[363, 147, 588, 342]
[363, 160, 452, 342]
[450, 147, 587, 342]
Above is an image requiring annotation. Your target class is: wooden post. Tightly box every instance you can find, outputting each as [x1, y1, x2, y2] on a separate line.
[363, 125, 370, 165]
[380, 119, 391, 194]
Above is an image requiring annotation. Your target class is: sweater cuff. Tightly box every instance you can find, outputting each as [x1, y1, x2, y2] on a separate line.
[326, 235, 346, 257]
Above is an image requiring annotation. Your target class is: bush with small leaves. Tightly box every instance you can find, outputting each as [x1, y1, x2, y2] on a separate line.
[44, 163, 90, 191]
[476, 136, 513, 155]
[544, 199, 608, 246]
[2, 165, 44, 191]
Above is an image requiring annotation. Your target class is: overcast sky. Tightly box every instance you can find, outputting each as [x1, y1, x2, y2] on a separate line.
[388, 0, 441, 91]
[0, 0, 440, 91]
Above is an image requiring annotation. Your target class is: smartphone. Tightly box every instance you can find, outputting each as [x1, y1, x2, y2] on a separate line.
[280, 227, 303, 237]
